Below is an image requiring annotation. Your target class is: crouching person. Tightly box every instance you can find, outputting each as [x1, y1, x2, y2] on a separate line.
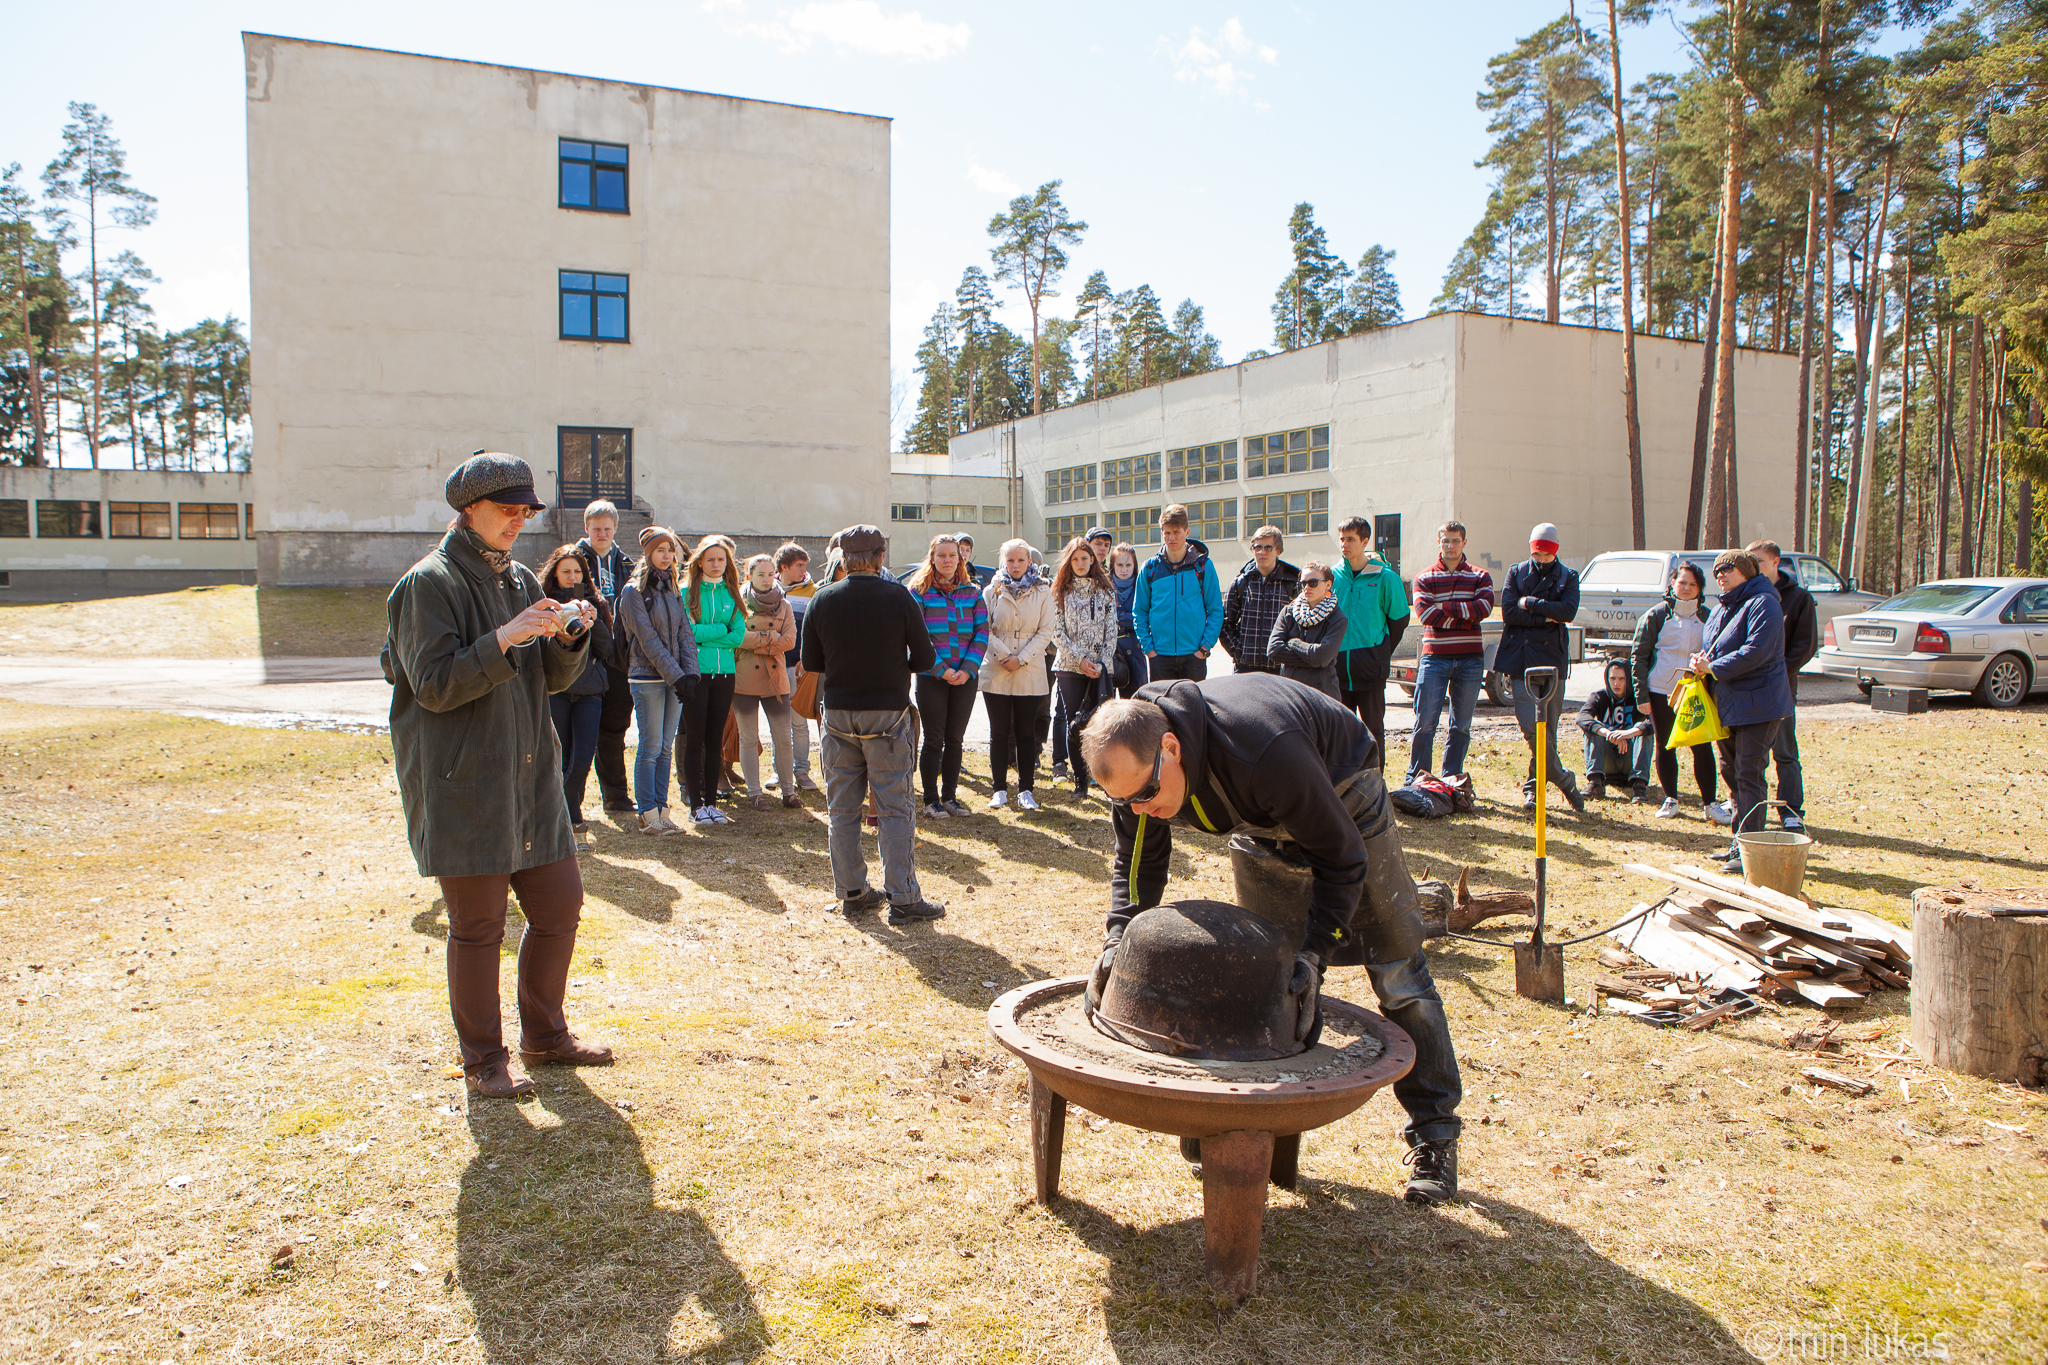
[385, 453, 615, 1099]
[1079, 675, 1465, 1203]
[1577, 660, 1654, 802]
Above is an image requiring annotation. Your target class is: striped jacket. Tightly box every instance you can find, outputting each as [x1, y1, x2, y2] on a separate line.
[911, 578, 990, 678]
[1412, 557, 1495, 656]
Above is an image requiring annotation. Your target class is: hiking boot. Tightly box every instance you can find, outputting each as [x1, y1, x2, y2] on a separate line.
[465, 1058, 536, 1101]
[1631, 780, 1649, 804]
[1401, 1137, 1460, 1205]
[1586, 775, 1607, 800]
[1656, 797, 1680, 818]
[838, 888, 886, 918]
[887, 898, 947, 925]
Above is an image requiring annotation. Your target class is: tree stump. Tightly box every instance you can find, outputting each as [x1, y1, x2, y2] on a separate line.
[1910, 887, 2048, 1085]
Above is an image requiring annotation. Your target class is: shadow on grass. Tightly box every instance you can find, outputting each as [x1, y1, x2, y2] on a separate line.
[849, 915, 1058, 1010]
[458, 1071, 766, 1363]
[1801, 825, 2048, 878]
[1052, 1177, 1757, 1362]
[581, 853, 685, 924]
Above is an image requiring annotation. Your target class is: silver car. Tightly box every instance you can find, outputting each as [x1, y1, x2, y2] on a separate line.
[1816, 578, 2048, 709]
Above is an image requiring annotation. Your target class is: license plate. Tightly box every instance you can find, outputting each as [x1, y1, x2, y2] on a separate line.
[1850, 625, 1896, 644]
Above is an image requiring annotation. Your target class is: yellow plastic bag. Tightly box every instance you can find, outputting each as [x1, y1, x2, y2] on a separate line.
[1666, 674, 1730, 749]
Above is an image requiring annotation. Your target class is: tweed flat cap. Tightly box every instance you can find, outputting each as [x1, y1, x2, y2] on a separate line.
[445, 452, 545, 511]
[837, 524, 886, 554]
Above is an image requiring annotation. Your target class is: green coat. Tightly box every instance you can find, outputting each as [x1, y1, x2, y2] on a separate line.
[689, 579, 748, 676]
[1332, 553, 1410, 650]
[384, 530, 592, 878]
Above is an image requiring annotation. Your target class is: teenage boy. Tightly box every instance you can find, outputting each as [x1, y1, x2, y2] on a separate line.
[573, 500, 637, 817]
[1407, 521, 1495, 781]
[1498, 522, 1585, 814]
[1219, 525, 1301, 676]
[1133, 504, 1223, 682]
[1331, 516, 1410, 771]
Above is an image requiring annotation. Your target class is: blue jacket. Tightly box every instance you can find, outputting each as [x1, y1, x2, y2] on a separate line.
[1701, 570, 1792, 728]
[1133, 539, 1224, 657]
[1496, 557, 1581, 678]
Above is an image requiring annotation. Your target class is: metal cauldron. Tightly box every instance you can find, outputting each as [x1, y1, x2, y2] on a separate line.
[1091, 900, 1317, 1061]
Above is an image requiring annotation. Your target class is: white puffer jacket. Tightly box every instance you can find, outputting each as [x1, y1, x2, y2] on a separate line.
[1052, 580, 1117, 675]
[980, 575, 1056, 696]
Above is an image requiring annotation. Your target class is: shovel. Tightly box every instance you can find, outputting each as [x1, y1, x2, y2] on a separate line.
[1514, 666, 1566, 1003]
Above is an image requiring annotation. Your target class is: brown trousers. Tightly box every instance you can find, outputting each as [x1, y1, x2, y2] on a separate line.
[437, 856, 582, 1072]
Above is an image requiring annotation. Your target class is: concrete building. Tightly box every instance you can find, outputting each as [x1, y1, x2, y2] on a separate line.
[245, 34, 891, 586]
[0, 468, 256, 601]
[950, 312, 1801, 577]
[886, 452, 1017, 560]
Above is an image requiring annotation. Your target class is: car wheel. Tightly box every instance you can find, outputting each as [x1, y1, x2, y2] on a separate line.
[1484, 671, 1510, 707]
[1399, 684, 1415, 699]
[1975, 652, 2031, 710]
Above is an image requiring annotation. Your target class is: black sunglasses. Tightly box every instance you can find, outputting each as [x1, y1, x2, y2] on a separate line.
[1109, 747, 1166, 808]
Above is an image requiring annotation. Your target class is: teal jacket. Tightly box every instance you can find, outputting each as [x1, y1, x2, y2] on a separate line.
[1332, 553, 1409, 650]
[1133, 539, 1224, 656]
[689, 579, 748, 676]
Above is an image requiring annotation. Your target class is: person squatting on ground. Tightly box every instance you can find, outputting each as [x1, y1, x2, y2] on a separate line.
[617, 528, 700, 835]
[1578, 660, 1653, 802]
[1079, 675, 1465, 1205]
[1748, 539, 1815, 834]
[1629, 562, 1724, 821]
[1219, 525, 1302, 677]
[906, 534, 989, 818]
[537, 544, 617, 839]
[1108, 542, 1149, 699]
[800, 524, 946, 924]
[980, 539, 1057, 811]
[1050, 535, 1119, 798]
[678, 535, 747, 826]
[732, 554, 801, 811]
[572, 500, 638, 819]
[1133, 504, 1223, 683]
[1267, 560, 1348, 699]
[1693, 550, 1794, 873]
[384, 452, 613, 1100]
[1330, 516, 1410, 772]
[1407, 521, 1494, 783]
[776, 542, 823, 793]
[1499, 522, 1586, 814]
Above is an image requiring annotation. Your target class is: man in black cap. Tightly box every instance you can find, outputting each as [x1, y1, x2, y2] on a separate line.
[1079, 675, 1464, 1204]
[801, 525, 947, 923]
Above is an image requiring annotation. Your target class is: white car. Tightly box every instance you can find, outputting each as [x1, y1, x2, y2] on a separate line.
[1816, 578, 2048, 709]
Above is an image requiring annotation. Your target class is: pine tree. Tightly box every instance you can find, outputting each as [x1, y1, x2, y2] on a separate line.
[1074, 271, 1115, 400]
[1342, 246, 1403, 330]
[0, 163, 65, 466]
[955, 267, 996, 431]
[1168, 300, 1224, 377]
[1271, 203, 1350, 349]
[988, 181, 1086, 416]
[906, 301, 960, 454]
[1114, 285, 1171, 389]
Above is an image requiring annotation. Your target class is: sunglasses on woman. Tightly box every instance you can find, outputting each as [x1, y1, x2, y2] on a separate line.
[1108, 748, 1166, 808]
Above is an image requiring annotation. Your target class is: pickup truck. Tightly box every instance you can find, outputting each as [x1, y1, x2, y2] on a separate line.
[1391, 618, 1585, 707]
[1574, 550, 1882, 661]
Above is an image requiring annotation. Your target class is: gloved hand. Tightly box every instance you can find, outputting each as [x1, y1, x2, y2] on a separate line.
[1292, 950, 1325, 1048]
[1084, 929, 1123, 1016]
[672, 673, 700, 706]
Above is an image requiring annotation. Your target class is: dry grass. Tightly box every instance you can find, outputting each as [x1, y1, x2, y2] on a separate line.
[2, 698, 2044, 1363]
[0, 585, 389, 658]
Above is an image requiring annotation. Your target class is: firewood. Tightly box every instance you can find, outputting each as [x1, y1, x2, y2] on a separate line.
[1801, 1066, 1874, 1096]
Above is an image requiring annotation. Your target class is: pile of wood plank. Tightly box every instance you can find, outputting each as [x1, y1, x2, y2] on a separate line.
[1611, 863, 1914, 1010]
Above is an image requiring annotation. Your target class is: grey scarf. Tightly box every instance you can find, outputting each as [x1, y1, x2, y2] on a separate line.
[463, 527, 513, 574]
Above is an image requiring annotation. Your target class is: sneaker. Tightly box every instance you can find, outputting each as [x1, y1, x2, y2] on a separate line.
[797, 774, 823, 792]
[924, 801, 951, 818]
[989, 790, 1009, 810]
[1655, 797, 1681, 819]
[1717, 845, 1744, 874]
[750, 793, 772, 812]
[1781, 813, 1806, 834]
[692, 806, 716, 826]
[1016, 791, 1040, 812]
[943, 799, 971, 817]
[1521, 789, 1537, 812]
[710, 807, 734, 825]
[1706, 799, 1735, 826]
[764, 778, 780, 791]
[1562, 782, 1587, 815]
[838, 888, 886, 918]
[1631, 781, 1649, 804]
[1586, 775, 1608, 801]
[1401, 1137, 1460, 1205]
[888, 898, 947, 924]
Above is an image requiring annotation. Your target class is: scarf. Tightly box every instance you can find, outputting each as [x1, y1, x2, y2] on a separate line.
[1673, 595, 1699, 618]
[463, 527, 513, 574]
[996, 564, 1045, 596]
[1292, 593, 1338, 628]
[742, 579, 786, 618]
[642, 565, 676, 595]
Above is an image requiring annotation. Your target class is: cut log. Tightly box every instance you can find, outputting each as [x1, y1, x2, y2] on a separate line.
[1802, 1067, 1874, 1096]
[1910, 887, 2048, 1085]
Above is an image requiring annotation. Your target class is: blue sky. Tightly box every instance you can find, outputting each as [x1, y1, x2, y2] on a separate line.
[3, 2, 1705, 452]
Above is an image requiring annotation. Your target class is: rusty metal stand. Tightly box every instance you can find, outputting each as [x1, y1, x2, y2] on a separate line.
[1198, 1129, 1275, 1301]
[1268, 1132, 1300, 1190]
[1030, 1074, 1066, 1203]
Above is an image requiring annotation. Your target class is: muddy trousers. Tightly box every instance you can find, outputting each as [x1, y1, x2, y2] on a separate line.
[438, 856, 582, 1075]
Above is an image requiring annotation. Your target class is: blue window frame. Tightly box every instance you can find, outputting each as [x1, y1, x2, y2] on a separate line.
[559, 139, 629, 213]
[560, 271, 630, 342]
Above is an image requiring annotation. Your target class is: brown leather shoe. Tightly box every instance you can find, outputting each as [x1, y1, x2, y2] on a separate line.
[518, 1034, 615, 1067]
[751, 793, 772, 811]
[781, 791, 803, 809]
[466, 1059, 537, 1100]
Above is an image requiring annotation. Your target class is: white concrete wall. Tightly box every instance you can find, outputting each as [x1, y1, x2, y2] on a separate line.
[886, 471, 1016, 536]
[0, 469, 256, 598]
[246, 34, 891, 586]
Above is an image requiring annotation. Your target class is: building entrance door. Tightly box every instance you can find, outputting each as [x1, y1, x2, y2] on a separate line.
[558, 427, 632, 511]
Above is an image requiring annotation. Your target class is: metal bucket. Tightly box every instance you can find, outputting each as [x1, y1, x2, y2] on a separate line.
[1736, 830, 1812, 897]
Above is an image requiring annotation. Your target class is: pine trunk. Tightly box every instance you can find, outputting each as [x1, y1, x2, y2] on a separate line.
[1686, 211, 1725, 551]
[1705, 92, 1746, 549]
[1891, 242, 1912, 594]
[1961, 317, 1982, 574]
[1791, 128, 1822, 552]
[1817, 129, 1838, 561]
[1608, 0, 1646, 550]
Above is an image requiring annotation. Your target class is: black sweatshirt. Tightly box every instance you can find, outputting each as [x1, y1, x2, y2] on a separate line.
[799, 571, 936, 711]
[1108, 673, 1375, 958]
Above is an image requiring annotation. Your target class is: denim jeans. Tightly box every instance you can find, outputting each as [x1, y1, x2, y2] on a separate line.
[1149, 653, 1208, 681]
[1360, 949, 1463, 1145]
[1408, 653, 1484, 781]
[548, 692, 602, 823]
[629, 680, 681, 813]
[1510, 675, 1573, 796]
[821, 706, 922, 905]
[1583, 730, 1653, 786]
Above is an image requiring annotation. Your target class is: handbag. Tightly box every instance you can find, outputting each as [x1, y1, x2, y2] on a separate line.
[791, 668, 822, 721]
[1666, 674, 1730, 749]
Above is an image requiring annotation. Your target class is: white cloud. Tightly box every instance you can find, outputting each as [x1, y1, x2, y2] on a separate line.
[966, 161, 1018, 197]
[739, 1, 970, 62]
[698, 0, 745, 13]
[1165, 19, 1276, 97]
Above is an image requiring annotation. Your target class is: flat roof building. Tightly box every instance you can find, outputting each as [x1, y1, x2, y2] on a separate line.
[245, 34, 892, 585]
[949, 312, 1800, 577]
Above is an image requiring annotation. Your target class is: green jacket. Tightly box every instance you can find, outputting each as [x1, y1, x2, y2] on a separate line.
[384, 530, 592, 878]
[1332, 553, 1410, 650]
[689, 579, 748, 676]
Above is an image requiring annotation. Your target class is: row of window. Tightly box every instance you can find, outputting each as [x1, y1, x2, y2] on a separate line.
[1045, 509, 1165, 548]
[1045, 504, 1402, 569]
[1244, 489, 1331, 538]
[0, 499, 247, 540]
[891, 504, 1011, 525]
[1044, 427, 1332, 505]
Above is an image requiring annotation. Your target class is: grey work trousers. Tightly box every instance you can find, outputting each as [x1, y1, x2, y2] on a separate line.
[1510, 675, 1574, 797]
[821, 706, 922, 906]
